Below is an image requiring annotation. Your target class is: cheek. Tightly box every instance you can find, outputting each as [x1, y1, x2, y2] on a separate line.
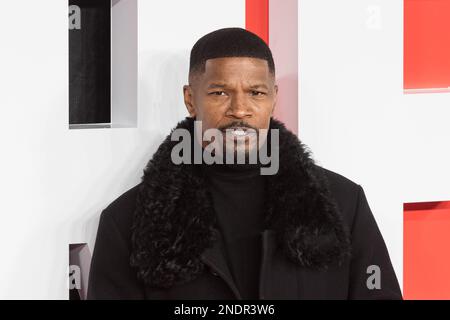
[198, 99, 228, 119]
[257, 101, 274, 118]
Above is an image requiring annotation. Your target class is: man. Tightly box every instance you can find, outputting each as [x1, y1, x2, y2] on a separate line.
[87, 28, 402, 299]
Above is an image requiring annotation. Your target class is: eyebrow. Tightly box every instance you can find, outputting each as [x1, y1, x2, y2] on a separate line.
[206, 83, 269, 90]
[207, 83, 227, 89]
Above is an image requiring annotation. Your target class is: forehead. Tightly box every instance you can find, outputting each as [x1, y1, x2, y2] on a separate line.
[202, 57, 271, 82]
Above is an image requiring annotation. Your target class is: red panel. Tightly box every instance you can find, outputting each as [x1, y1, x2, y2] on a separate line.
[404, 201, 450, 299]
[404, 0, 450, 90]
[245, 0, 269, 44]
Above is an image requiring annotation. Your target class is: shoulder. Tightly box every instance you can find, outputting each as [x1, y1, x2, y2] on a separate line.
[314, 165, 363, 228]
[99, 183, 142, 237]
[316, 165, 360, 194]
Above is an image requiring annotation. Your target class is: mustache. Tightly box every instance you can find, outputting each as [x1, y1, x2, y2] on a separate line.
[217, 121, 259, 132]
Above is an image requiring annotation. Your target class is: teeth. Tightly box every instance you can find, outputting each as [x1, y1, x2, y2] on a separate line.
[232, 129, 246, 136]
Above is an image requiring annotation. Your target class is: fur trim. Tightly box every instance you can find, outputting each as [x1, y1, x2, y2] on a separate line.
[130, 117, 351, 288]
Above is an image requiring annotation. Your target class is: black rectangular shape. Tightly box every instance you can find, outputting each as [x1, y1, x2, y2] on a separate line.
[69, 0, 111, 125]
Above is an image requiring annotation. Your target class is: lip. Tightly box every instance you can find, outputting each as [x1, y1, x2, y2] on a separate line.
[223, 127, 249, 135]
[222, 126, 252, 131]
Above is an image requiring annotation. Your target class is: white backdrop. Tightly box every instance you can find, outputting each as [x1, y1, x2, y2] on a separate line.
[0, 0, 244, 299]
[299, 0, 450, 293]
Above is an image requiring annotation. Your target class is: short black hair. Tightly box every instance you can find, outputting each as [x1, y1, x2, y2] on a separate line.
[188, 27, 275, 83]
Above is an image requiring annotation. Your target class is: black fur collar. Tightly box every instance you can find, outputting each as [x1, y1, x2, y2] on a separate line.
[130, 117, 351, 288]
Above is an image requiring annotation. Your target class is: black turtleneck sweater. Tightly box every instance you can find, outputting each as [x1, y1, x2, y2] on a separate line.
[202, 163, 266, 300]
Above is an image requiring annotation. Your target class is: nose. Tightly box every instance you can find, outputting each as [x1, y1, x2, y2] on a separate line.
[226, 92, 252, 119]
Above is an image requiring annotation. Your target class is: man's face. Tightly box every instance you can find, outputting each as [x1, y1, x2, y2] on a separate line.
[183, 57, 278, 155]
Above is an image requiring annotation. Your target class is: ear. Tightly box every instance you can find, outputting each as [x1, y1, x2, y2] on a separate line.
[183, 85, 196, 118]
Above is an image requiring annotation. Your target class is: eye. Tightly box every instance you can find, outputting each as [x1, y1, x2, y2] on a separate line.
[251, 90, 266, 96]
[209, 91, 227, 96]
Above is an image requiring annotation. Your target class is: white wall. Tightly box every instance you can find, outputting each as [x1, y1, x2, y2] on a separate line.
[298, 0, 450, 293]
[0, 0, 244, 299]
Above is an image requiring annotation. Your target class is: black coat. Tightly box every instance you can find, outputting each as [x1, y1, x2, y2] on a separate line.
[87, 118, 402, 300]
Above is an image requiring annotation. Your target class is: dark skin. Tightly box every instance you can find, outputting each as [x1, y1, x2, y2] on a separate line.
[183, 57, 278, 153]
